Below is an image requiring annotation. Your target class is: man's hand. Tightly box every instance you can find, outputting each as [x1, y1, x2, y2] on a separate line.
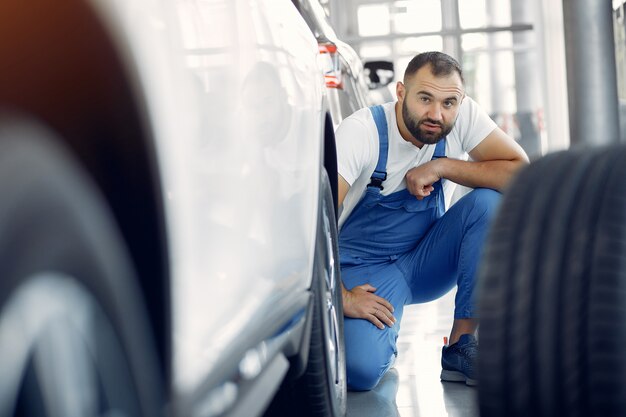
[342, 284, 396, 329]
[405, 160, 442, 200]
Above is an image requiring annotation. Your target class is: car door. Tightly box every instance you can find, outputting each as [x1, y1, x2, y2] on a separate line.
[171, 0, 325, 404]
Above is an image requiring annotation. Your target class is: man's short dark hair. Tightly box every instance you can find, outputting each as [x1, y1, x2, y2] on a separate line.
[403, 51, 464, 84]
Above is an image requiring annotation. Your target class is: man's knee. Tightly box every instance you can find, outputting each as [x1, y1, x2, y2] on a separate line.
[346, 350, 390, 391]
[465, 188, 501, 221]
[344, 319, 396, 391]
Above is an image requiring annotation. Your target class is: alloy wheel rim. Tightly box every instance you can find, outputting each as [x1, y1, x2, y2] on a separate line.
[0, 274, 137, 417]
[322, 206, 346, 411]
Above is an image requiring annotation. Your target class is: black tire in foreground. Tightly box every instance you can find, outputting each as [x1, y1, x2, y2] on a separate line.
[478, 144, 626, 417]
[0, 118, 162, 417]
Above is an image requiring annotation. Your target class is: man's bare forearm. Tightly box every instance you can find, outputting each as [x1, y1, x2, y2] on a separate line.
[435, 157, 527, 192]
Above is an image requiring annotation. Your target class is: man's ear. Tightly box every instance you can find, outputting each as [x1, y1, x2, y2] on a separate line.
[396, 81, 405, 102]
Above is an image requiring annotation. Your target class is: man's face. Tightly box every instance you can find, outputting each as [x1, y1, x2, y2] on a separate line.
[398, 65, 464, 145]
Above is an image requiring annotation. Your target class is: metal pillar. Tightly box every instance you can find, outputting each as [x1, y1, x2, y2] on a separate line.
[486, 0, 509, 117]
[511, 0, 542, 157]
[563, 0, 620, 146]
[440, 0, 462, 61]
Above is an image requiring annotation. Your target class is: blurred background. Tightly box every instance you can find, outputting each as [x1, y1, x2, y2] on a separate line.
[320, 0, 626, 159]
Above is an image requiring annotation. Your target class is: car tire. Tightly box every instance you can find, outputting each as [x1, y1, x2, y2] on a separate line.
[0, 117, 162, 417]
[294, 170, 347, 417]
[478, 144, 626, 417]
[264, 170, 346, 417]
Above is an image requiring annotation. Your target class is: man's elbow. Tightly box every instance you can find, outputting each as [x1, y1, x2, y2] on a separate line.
[500, 157, 529, 191]
[512, 155, 530, 170]
[508, 150, 530, 173]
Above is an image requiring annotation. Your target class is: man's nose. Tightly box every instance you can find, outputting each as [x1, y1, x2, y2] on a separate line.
[427, 104, 442, 121]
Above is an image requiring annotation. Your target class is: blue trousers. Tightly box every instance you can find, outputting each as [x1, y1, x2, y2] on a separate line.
[341, 188, 500, 391]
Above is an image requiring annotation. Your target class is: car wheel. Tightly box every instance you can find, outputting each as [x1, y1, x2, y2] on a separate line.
[296, 170, 347, 417]
[265, 170, 346, 417]
[0, 117, 162, 417]
[478, 145, 626, 417]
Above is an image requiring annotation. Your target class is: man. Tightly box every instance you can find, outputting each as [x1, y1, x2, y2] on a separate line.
[336, 51, 529, 391]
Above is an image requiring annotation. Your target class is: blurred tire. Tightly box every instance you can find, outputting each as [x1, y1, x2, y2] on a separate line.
[478, 145, 626, 417]
[0, 117, 162, 417]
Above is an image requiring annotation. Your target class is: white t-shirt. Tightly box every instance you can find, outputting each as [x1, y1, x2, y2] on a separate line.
[336, 98, 497, 228]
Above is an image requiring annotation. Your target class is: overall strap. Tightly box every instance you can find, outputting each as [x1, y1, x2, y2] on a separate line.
[432, 137, 447, 160]
[368, 105, 389, 190]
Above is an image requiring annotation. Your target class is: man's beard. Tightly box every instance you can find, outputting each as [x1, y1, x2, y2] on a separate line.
[402, 100, 453, 144]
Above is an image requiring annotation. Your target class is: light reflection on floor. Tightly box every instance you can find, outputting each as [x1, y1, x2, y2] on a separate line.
[346, 290, 480, 417]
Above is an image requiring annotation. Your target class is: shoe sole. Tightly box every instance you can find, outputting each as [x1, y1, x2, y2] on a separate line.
[440, 370, 477, 386]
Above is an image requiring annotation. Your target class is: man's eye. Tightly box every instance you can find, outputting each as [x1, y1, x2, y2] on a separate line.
[420, 97, 430, 103]
[443, 101, 454, 108]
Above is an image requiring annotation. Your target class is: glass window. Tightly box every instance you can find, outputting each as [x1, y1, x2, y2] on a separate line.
[461, 51, 491, 111]
[462, 47, 522, 143]
[358, 4, 391, 36]
[392, 0, 442, 33]
[360, 43, 393, 59]
[462, 33, 487, 52]
[348, 0, 544, 156]
[459, 0, 487, 29]
[460, 0, 512, 28]
[395, 55, 413, 81]
[394, 36, 443, 55]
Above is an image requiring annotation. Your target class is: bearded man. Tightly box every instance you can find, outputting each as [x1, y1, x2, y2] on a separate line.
[336, 51, 529, 390]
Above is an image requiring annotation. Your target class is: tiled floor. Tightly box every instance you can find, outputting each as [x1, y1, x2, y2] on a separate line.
[346, 290, 479, 417]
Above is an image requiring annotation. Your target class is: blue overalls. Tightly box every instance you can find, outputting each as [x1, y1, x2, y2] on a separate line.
[339, 105, 500, 391]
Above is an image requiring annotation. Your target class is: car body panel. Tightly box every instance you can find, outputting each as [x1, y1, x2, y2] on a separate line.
[292, 0, 378, 128]
[86, 0, 326, 410]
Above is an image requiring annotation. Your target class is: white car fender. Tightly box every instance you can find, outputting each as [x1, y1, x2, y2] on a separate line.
[86, 0, 328, 403]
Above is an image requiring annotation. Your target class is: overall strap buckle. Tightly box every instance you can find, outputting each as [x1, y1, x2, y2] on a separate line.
[368, 171, 387, 190]
[368, 105, 389, 191]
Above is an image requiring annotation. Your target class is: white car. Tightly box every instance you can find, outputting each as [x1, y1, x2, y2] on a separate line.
[292, 0, 394, 129]
[0, 1, 346, 417]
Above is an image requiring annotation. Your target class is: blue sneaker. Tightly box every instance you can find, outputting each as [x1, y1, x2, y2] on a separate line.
[440, 334, 478, 386]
